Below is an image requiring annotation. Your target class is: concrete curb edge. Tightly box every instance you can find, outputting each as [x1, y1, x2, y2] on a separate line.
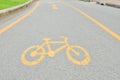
[0, 0, 34, 18]
[96, 1, 120, 8]
[106, 3, 120, 8]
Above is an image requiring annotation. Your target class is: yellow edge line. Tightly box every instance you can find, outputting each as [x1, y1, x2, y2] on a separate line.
[0, 0, 41, 35]
[52, 4, 58, 10]
[60, 1, 120, 41]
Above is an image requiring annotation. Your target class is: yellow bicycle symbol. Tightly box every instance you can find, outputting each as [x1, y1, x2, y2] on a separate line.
[21, 36, 90, 66]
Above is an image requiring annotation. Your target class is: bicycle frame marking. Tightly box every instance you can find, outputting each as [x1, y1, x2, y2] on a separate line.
[40, 40, 69, 57]
[21, 36, 91, 66]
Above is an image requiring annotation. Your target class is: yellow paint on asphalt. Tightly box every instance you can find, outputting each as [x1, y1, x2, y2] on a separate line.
[0, 0, 41, 35]
[60, 1, 120, 41]
[21, 36, 90, 66]
[52, 4, 58, 10]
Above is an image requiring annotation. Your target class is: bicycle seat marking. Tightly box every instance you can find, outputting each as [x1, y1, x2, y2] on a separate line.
[21, 36, 91, 66]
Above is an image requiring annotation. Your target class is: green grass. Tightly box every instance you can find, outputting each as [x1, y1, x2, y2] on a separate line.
[0, 0, 29, 10]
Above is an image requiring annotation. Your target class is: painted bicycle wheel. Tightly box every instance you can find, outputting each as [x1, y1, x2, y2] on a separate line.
[67, 46, 90, 65]
[21, 45, 46, 66]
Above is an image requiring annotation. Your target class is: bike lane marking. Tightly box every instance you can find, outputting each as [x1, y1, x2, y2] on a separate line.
[52, 3, 58, 10]
[21, 36, 91, 66]
[0, 0, 42, 35]
[60, 0, 120, 41]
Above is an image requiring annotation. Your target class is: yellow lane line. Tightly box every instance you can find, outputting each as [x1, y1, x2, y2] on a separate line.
[0, 0, 42, 35]
[52, 4, 58, 10]
[60, 1, 120, 41]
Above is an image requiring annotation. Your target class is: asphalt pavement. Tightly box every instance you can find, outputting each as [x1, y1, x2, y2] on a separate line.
[0, 0, 120, 80]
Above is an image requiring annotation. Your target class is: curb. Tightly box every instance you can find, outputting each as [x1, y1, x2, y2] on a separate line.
[96, 2, 105, 5]
[106, 3, 120, 8]
[0, 0, 34, 18]
[96, 1, 120, 8]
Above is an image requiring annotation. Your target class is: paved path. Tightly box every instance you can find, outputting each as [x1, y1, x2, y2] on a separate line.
[0, 0, 120, 80]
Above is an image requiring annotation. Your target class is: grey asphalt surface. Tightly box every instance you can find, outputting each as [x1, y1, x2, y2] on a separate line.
[0, 0, 120, 80]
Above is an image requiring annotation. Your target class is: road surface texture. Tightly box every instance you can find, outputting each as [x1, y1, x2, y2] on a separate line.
[0, 0, 120, 80]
